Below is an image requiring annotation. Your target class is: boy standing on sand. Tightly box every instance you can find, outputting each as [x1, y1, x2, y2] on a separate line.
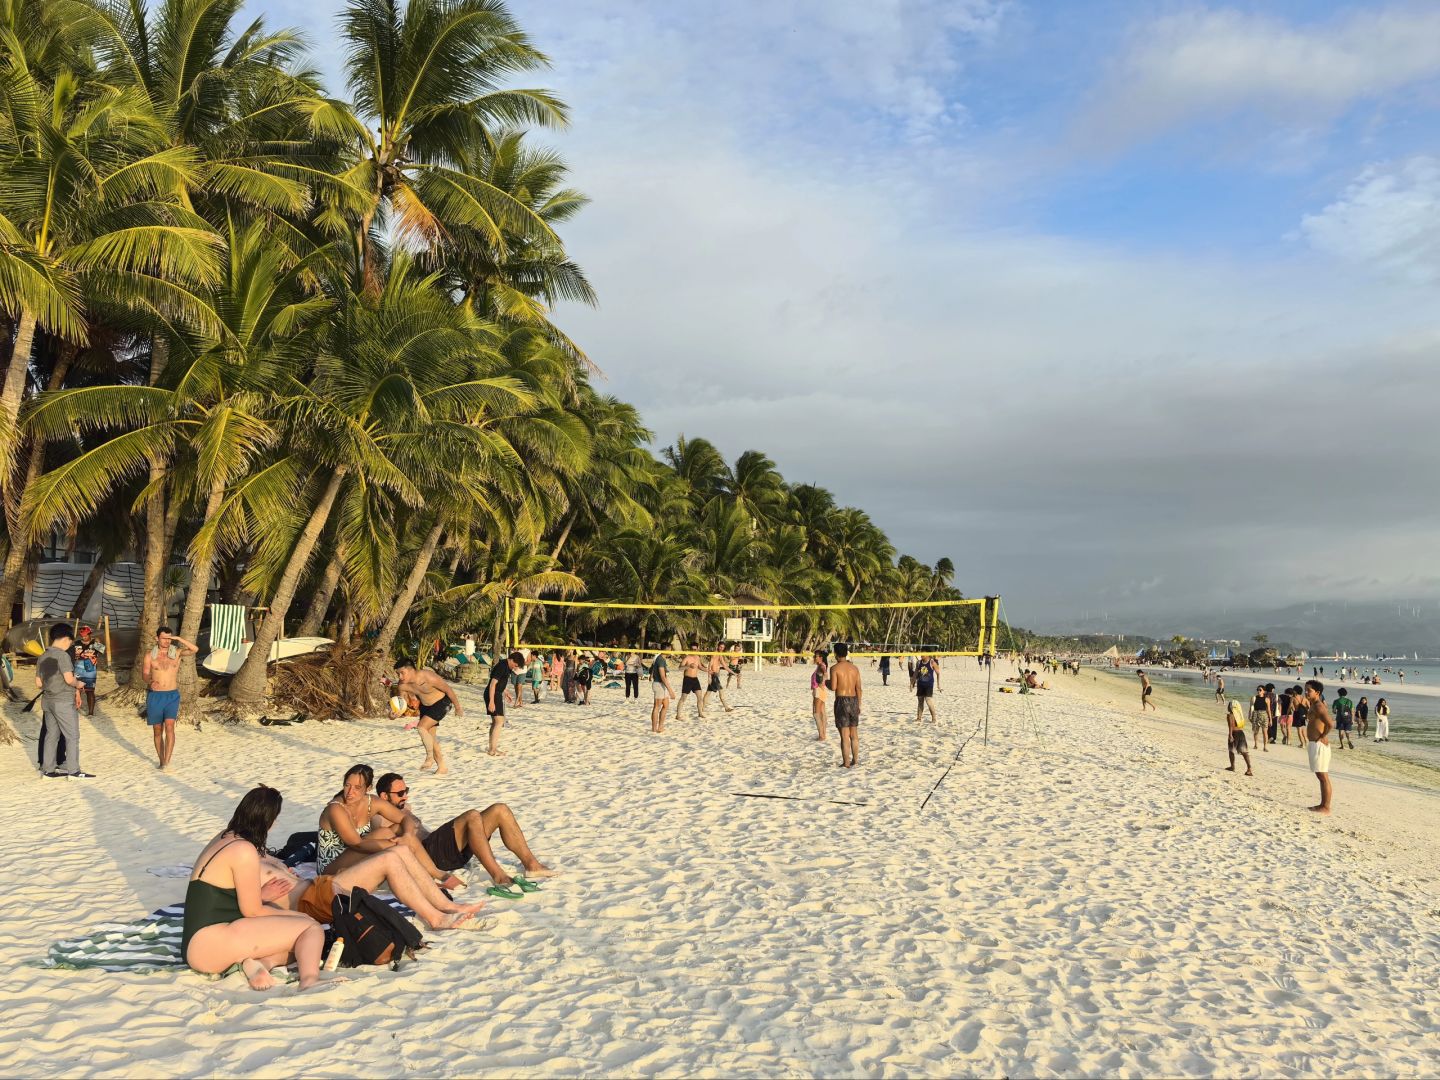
[1332, 688, 1356, 749]
[142, 627, 198, 770]
[1304, 680, 1334, 815]
[1225, 700, 1253, 776]
[826, 642, 862, 768]
[704, 649, 735, 714]
[679, 651, 704, 719]
[1138, 670, 1156, 711]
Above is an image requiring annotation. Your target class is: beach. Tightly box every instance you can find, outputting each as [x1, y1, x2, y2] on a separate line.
[3, 660, 1440, 1077]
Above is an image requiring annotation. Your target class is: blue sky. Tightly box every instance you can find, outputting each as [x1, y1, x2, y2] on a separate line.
[258, 0, 1440, 626]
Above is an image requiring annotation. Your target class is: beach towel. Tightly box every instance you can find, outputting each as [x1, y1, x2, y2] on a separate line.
[208, 603, 248, 652]
[43, 898, 417, 973]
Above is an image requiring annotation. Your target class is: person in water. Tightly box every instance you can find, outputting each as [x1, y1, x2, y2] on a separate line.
[182, 786, 335, 991]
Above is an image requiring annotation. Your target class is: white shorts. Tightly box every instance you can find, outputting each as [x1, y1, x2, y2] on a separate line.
[1307, 740, 1331, 775]
[652, 681, 668, 700]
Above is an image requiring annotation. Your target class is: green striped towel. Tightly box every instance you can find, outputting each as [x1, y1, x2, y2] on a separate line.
[44, 904, 187, 972]
[209, 603, 248, 652]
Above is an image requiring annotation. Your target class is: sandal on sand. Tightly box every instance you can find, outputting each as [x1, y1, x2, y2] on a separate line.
[511, 875, 541, 893]
[486, 882, 524, 900]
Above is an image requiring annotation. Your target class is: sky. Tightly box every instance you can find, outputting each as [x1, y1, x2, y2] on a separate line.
[258, 0, 1440, 628]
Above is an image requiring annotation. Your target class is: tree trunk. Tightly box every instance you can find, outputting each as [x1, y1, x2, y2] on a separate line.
[296, 547, 344, 637]
[0, 308, 37, 485]
[229, 466, 348, 705]
[137, 336, 172, 654]
[368, 517, 444, 682]
[0, 420, 49, 629]
[175, 477, 227, 720]
[512, 509, 577, 644]
[70, 556, 109, 625]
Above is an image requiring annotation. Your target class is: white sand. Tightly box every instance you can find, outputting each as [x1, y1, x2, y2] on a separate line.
[3, 660, 1440, 1077]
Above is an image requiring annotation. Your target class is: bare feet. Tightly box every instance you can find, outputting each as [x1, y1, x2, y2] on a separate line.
[522, 864, 558, 878]
[430, 911, 475, 930]
[242, 958, 276, 991]
[298, 971, 349, 991]
[440, 874, 466, 891]
[1224, 765, 1235, 772]
[1307, 805, 1332, 815]
[487, 749, 506, 757]
[434, 764, 450, 775]
[420, 760, 436, 772]
[1244, 770, 1254, 776]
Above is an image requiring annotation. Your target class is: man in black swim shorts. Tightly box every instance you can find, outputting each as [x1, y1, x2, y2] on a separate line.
[394, 660, 462, 776]
[487, 651, 525, 757]
[376, 772, 555, 887]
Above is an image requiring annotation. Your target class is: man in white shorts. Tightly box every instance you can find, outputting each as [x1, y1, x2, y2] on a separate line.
[1303, 680, 1334, 815]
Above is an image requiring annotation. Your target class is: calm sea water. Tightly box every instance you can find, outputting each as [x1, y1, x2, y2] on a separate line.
[1140, 661, 1440, 749]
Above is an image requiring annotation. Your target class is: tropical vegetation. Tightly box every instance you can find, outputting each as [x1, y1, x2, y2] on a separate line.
[0, 0, 971, 731]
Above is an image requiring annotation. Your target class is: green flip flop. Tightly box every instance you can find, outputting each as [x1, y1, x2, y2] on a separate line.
[511, 875, 541, 893]
[487, 882, 524, 900]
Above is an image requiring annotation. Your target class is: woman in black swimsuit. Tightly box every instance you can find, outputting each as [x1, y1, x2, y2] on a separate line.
[183, 786, 330, 991]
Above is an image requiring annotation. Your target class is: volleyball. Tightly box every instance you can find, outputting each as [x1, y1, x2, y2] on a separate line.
[389, 695, 407, 717]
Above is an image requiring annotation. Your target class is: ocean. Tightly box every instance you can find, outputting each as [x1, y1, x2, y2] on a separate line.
[1138, 660, 1440, 749]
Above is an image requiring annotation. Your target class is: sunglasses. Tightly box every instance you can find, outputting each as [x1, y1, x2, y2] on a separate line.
[388, 788, 409, 798]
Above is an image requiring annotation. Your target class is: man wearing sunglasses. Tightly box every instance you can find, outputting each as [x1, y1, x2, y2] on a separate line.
[374, 773, 554, 891]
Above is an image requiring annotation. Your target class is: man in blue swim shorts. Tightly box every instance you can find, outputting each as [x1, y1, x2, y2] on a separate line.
[142, 627, 199, 770]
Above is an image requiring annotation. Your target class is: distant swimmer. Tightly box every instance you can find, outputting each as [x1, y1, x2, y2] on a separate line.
[1138, 669, 1156, 712]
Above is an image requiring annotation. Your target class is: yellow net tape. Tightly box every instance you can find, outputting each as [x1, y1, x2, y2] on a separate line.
[510, 597, 984, 613]
[514, 644, 988, 659]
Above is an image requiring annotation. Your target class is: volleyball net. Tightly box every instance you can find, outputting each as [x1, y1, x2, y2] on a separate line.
[505, 596, 1002, 660]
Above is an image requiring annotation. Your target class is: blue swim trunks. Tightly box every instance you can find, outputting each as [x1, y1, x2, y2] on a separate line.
[146, 689, 181, 725]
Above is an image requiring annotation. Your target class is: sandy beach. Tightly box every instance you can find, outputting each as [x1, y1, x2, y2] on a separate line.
[3, 659, 1440, 1078]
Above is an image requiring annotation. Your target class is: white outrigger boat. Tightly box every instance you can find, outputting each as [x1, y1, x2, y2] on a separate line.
[199, 603, 331, 676]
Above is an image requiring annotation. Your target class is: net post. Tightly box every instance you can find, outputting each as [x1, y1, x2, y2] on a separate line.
[983, 596, 1000, 746]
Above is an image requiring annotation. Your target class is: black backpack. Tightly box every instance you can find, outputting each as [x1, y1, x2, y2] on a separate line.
[329, 887, 425, 968]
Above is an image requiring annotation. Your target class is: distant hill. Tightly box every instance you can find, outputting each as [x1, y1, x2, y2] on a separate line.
[1036, 600, 1440, 657]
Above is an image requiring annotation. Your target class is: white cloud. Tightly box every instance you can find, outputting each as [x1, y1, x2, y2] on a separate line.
[1301, 156, 1440, 281]
[1078, 6, 1440, 148]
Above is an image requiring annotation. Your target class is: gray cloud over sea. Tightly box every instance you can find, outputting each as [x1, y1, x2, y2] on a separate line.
[261, 0, 1440, 626]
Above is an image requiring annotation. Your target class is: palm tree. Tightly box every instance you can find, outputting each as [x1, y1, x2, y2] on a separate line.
[227, 259, 533, 704]
[723, 449, 786, 531]
[335, 0, 568, 293]
[662, 434, 727, 506]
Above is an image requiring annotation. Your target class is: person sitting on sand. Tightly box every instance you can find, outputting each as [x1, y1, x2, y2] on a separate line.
[182, 785, 334, 991]
[264, 842, 484, 932]
[1225, 700, 1253, 777]
[374, 772, 555, 890]
[316, 764, 461, 889]
[392, 659, 462, 775]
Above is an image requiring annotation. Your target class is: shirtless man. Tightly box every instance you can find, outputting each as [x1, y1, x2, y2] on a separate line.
[704, 648, 735, 715]
[142, 627, 199, 770]
[1138, 669, 1156, 712]
[679, 651, 704, 719]
[826, 642, 862, 768]
[1214, 673, 1225, 702]
[375, 772, 555, 891]
[1303, 680, 1334, 815]
[392, 659, 462, 775]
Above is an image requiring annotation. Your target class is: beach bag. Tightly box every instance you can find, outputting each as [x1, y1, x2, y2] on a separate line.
[330, 887, 424, 968]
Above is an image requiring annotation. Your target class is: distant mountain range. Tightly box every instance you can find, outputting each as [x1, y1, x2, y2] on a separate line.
[1036, 600, 1440, 657]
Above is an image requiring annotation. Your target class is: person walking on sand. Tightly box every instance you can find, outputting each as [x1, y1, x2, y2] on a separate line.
[679, 651, 705, 719]
[650, 649, 676, 733]
[1355, 695, 1370, 739]
[393, 659, 462, 773]
[1214, 673, 1225, 702]
[1138, 669, 1157, 712]
[486, 651, 524, 756]
[1332, 687, 1356, 750]
[879, 654, 891, 686]
[810, 650, 829, 741]
[915, 651, 940, 722]
[1304, 680, 1334, 814]
[1375, 698, 1391, 742]
[826, 643, 862, 767]
[1225, 700, 1253, 776]
[704, 649, 735, 714]
[142, 627, 199, 771]
[37, 623, 91, 778]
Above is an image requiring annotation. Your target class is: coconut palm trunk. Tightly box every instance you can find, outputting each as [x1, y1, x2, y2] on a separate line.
[512, 509, 576, 644]
[229, 466, 348, 705]
[69, 556, 109, 625]
[137, 337, 172, 653]
[175, 477, 227, 719]
[369, 517, 444, 682]
[0, 310, 37, 482]
[296, 549, 344, 637]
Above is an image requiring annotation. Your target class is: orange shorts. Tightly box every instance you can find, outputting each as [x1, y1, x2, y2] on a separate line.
[297, 875, 338, 922]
